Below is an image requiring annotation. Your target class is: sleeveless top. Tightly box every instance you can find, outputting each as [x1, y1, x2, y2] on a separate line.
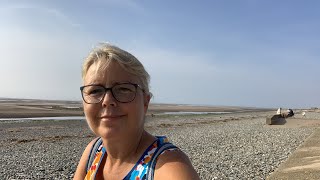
[85, 136, 177, 180]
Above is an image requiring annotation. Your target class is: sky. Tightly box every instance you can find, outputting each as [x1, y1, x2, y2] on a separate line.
[0, 0, 319, 108]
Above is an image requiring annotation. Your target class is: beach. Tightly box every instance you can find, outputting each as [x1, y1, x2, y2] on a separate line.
[1, 100, 320, 179]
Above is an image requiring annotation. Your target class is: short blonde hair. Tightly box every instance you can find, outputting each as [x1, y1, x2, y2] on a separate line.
[82, 43, 151, 95]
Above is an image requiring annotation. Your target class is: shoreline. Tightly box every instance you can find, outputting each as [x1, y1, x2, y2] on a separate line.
[0, 99, 273, 119]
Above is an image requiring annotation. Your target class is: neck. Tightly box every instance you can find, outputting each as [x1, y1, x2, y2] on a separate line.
[102, 129, 148, 164]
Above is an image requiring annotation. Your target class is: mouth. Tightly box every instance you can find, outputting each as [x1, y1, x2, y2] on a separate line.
[100, 115, 126, 121]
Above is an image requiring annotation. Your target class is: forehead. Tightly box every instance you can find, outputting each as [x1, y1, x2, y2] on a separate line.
[84, 61, 139, 86]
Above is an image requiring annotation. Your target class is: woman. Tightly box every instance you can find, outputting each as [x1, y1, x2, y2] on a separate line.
[74, 43, 199, 180]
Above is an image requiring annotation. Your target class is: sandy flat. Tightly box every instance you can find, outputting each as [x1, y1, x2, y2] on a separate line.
[0, 98, 273, 118]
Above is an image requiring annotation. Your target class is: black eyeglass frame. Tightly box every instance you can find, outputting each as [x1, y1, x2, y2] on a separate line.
[80, 83, 145, 104]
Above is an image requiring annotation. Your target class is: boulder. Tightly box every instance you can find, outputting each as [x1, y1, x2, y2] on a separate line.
[266, 114, 286, 125]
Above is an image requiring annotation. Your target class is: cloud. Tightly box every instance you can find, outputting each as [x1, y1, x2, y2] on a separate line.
[96, 0, 145, 14]
[115, 41, 320, 108]
[0, 3, 81, 28]
[121, 44, 229, 104]
[0, 28, 91, 100]
[0, 3, 91, 100]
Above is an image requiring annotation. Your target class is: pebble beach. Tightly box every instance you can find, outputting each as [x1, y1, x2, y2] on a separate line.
[1, 110, 320, 180]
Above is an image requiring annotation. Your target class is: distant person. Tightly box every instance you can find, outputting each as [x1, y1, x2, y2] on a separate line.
[73, 43, 199, 180]
[276, 108, 282, 115]
[287, 109, 294, 117]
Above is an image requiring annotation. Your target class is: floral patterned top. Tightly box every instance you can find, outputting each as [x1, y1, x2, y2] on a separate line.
[85, 136, 175, 180]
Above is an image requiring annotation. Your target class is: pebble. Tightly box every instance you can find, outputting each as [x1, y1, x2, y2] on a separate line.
[0, 112, 318, 179]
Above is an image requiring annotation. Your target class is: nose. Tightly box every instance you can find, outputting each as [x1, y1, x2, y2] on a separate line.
[101, 90, 117, 107]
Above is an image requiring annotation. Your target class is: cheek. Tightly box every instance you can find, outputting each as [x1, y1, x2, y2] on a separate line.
[83, 104, 99, 125]
[84, 104, 94, 116]
[128, 98, 146, 121]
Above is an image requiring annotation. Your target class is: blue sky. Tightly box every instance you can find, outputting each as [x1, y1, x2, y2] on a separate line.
[0, 0, 319, 108]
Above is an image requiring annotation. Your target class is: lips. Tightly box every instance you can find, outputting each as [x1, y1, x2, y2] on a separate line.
[100, 114, 125, 120]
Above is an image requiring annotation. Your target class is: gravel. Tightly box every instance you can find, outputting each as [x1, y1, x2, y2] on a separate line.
[0, 112, 318, 179]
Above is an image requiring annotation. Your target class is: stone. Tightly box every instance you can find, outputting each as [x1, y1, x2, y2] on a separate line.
[266, 114, 285, 125]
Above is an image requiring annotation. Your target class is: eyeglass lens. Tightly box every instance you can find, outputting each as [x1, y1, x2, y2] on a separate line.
[82, 84, 137, 103]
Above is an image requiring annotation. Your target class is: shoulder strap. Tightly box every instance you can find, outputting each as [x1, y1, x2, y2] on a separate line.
[86, 137, 103, 172]
[146, 142, 178, 180]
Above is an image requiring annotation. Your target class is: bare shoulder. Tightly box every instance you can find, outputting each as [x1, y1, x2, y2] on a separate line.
[154, 149, 200, 180]
[73, 137, 100, 180]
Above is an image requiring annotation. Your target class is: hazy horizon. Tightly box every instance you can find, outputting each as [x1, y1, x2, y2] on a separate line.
[0, 96, 305, 109]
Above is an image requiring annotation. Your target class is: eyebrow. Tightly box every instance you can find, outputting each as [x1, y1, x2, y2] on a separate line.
[85, 81, 137, 87]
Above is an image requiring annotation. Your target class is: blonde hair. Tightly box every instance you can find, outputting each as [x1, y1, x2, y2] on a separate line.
[82, 43, 151, 96]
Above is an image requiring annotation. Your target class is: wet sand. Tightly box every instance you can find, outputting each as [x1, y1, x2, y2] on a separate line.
[0, 98, 272, 118]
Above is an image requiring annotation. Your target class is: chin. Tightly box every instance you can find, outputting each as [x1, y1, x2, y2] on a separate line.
[96, 126, 122, 139]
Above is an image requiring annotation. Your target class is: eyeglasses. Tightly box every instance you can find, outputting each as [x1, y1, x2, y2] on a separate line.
[80, 83, 144, 104]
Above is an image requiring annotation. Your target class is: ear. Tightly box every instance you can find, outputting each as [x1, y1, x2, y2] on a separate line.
[143, 94, 151, 113]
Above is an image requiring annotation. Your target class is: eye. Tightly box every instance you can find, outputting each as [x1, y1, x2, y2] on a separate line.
[118, 87, 133, 93]
[90, 88, 104, 95]
[114, 84, 135, 94]
[85, 86, 105, 96]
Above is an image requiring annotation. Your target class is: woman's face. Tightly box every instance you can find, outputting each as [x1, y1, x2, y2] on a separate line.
[82, 61, 150, 139]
